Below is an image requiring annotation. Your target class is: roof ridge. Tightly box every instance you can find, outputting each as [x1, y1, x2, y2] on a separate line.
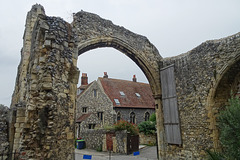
[98, 77, 149, 85]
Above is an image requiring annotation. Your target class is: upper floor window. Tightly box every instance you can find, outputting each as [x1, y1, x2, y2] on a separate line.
[98, 112, 103, 121]
[130, 112, 136, 124]
[82, 107, 87, 113]
[145, 112, 150, 121]
[93, 89, 97, 97]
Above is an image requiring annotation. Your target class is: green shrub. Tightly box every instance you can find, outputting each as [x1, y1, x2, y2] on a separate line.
[138, 121, 156, 135]
[206, 95, 240, 159]
[114, 120, 139, 135]
[206, 150, 225, 160]
[103, 124, 115, 130]
[96, 145, 102, 152]
[149, 113, 156, 122]
[218, 96, 240, 159]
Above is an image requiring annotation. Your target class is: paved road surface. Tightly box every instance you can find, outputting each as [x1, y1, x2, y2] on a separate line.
[75, 146, 158, 160]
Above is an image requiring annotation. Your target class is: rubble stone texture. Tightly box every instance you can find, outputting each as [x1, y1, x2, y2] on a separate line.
[76, 80, 115, 130]
[0, 105, 9, 159]
[162, 34, 240, 159]
[9, 4, 162, 160]
[8, 3, 240, 160]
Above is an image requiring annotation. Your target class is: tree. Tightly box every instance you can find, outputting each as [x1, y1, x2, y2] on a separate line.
[218, 96, 240, 159]
[207, 96, 240, 160]
[138, 121, 156, 135]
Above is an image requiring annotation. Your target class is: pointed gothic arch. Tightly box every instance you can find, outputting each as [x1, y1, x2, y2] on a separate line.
[207, 56, 240, 149]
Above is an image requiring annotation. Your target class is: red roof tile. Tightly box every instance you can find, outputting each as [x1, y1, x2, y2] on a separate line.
[76, 113, 92, 123]
[99, 77, 155, 109]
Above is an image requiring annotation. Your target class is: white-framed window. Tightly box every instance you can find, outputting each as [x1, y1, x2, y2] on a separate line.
[82, 107, 87, 113]
[114, 99, 120, 105]
[98, 112, 103, 121]
[119, 91, 125, 96]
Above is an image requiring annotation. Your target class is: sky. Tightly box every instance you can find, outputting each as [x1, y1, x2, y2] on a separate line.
[0, 0, 239, 107]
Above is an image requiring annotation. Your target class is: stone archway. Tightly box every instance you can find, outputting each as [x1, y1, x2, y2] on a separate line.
[9, 4, 164, 160]
[72, 11, 162, 95]
[207, 57, 240, 150]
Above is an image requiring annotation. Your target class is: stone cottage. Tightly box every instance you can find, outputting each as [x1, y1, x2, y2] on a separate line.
[75, 72, 155, 137]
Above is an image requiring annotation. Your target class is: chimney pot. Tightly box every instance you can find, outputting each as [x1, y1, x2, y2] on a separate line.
[81, 73, 88, 85]
[132, 75, 137, 82]
[103, 72, 108, 78]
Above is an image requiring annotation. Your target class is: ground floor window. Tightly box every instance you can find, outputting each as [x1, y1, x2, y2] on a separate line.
[117, 112, 121, 121]
[130, 112, 136, 124]
[88, 124, 96, 129]
[145, 112, 150, 121]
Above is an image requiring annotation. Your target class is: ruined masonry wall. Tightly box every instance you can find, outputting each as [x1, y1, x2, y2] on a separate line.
[162, 33, 240, 159]
[12, 10, 79, 160]
[0, 105, 9, 159]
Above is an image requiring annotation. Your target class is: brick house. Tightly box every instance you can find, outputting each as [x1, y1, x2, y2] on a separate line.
[75, 72, 155, 137]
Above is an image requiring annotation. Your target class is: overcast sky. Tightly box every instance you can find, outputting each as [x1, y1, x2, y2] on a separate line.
[0, 0, 239, 107]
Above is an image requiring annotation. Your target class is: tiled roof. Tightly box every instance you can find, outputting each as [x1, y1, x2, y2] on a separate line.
[99, 77, 155, 109]
[76, 113, 92, 123]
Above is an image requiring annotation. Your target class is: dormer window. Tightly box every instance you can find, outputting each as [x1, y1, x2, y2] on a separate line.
[135, 93, 141, 98]
[119, 91, 125, 96]
[114, 99, 120, 105]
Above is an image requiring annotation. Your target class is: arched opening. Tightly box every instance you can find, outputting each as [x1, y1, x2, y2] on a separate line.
[130, 112, 136, 124]
[117, 112, 121, 121]
[77, 48, 148, 84]
[145, 112, 150, 121]
[77, 38, 160, 95]
[75, 46, 157, 158]
[207, 58, 240, 149]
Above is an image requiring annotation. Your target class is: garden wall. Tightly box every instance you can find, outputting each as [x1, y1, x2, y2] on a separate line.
[139, 133, 156, 145]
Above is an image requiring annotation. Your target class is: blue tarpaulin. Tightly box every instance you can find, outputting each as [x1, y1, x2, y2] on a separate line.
[83, 155, 92, 159]
[133, 151, 140, 156]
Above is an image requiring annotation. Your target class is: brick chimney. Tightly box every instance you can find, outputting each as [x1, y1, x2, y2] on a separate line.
[103, 72, 108, 78]
[81, 73, 88, 85]
[77, 73, 88, 95]
[132, 75, 137, 82]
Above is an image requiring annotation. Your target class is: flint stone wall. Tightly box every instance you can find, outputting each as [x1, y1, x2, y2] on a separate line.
[0, 105, 9, 158]
[162, 32, 240, 159]
[80, 129, 106, 150]
[76, 81, 115, 128]
[114, 108, 155, 125]
[80, 129, 128, 154]
[139, 133, 156, 146]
